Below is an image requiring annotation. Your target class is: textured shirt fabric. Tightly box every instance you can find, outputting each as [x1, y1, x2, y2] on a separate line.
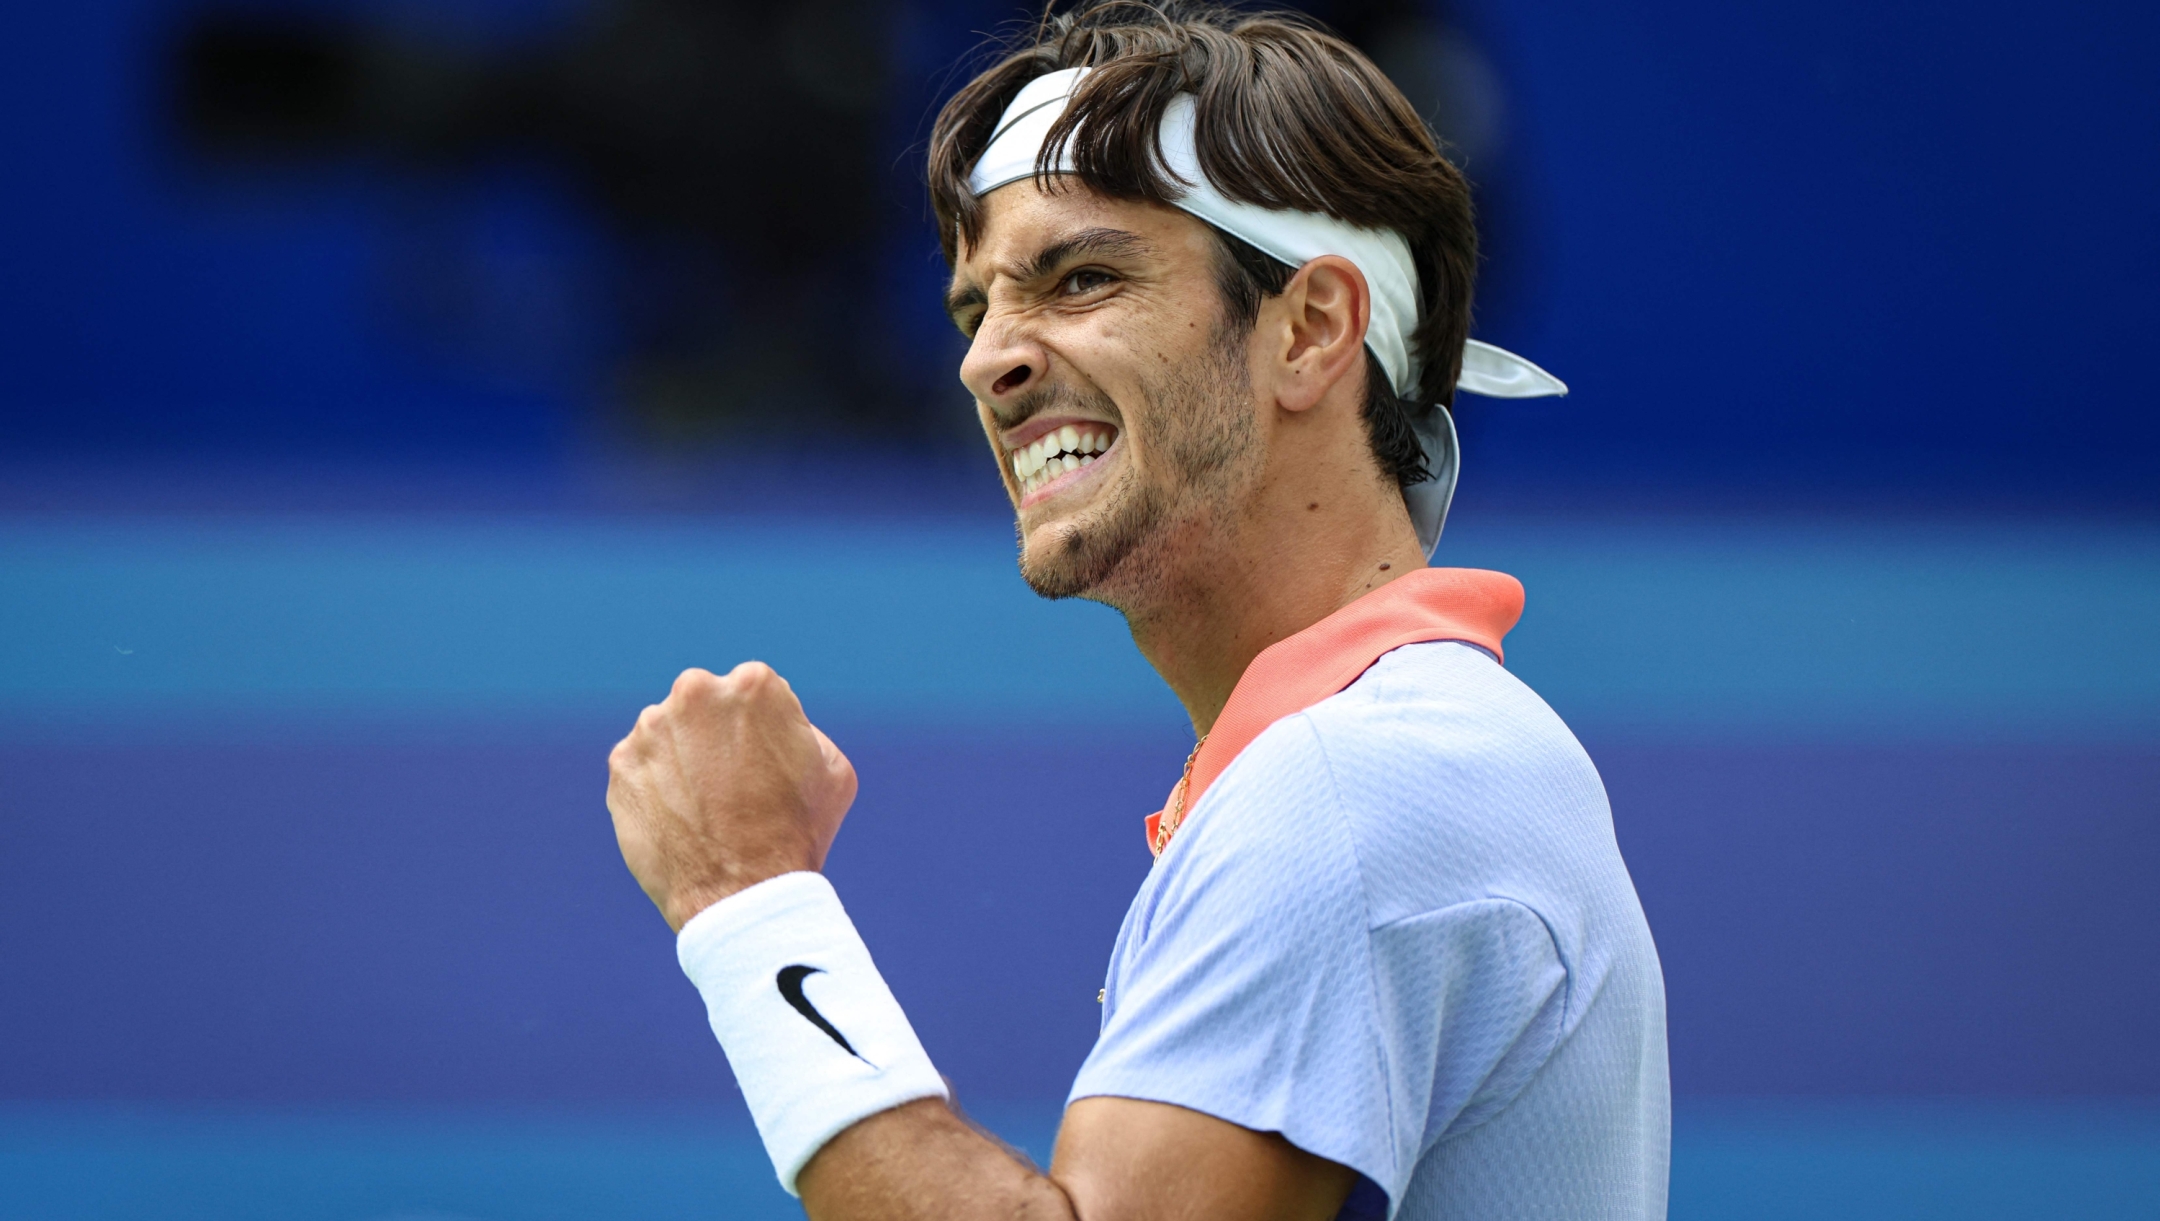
[1069, 640, 1670, 1220]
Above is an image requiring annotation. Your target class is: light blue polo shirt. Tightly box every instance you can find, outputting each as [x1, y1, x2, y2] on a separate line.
[1069, 639, 1670, 1219]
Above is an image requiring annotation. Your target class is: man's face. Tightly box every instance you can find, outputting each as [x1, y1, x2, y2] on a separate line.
[946, 182, 1262, 606]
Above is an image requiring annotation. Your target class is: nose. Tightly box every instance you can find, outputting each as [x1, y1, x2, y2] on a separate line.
[959, 311, 1048, 413]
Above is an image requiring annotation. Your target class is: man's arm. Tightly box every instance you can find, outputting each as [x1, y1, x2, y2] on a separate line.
[607, 663, 1357, 1221]
[800, 1096, 1356, 1221]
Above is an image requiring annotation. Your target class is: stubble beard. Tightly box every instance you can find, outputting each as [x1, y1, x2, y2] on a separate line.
[1018, 322, 1258, 608]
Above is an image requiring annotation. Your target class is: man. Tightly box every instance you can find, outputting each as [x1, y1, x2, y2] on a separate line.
[605, 4, 1669, 1218]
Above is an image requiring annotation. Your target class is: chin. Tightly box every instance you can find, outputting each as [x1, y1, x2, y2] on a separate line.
[1015, 480, 1172, 605]
[1016, 522, 1099, 601]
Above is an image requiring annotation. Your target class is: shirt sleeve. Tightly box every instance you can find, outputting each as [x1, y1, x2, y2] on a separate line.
[1067, 713, 1569, 1214]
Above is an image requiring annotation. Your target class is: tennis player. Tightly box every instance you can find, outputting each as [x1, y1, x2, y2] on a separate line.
[606, 4, 1669, 1218]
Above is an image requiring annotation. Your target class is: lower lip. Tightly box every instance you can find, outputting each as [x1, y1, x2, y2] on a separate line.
[1019, 442, 1116, 510]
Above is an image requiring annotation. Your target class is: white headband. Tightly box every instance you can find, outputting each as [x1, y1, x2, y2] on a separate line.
[968, 66, 1567, 554]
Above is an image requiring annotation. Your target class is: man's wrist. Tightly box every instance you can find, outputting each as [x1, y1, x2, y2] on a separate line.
[663, 883, 739, 933]
[662, 854, 820, 931]
[675, 871, 947, 1195]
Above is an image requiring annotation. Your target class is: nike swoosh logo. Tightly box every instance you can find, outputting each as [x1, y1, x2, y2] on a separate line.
[776, 965, 870, 1063]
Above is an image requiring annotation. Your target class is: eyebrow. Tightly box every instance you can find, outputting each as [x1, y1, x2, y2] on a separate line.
[944, 226, 1153, 325]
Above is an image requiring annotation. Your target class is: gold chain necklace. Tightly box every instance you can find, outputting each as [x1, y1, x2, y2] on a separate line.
[1152, 733, 1209, 855]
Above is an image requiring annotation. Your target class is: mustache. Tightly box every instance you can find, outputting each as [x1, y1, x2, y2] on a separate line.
[989, 379, 1121, 432]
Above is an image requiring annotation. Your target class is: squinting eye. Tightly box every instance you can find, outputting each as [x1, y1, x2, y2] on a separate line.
[1060, 269, 1115, 295]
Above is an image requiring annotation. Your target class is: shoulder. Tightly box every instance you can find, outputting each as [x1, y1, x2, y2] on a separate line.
[1205, 640, 1620, 934]
[1307, 639, 1592, 781]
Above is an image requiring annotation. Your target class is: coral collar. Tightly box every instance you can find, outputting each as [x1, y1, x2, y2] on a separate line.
[1144, 567, 1524, 855]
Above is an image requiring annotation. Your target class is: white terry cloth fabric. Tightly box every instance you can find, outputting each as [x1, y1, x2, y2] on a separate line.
[967, 66, 1567, 555]
[1071, 641, 1671, 1219]
[677, 871, 948, 1195]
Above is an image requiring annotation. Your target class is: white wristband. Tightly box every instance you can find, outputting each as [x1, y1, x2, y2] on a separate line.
[676, 871, 948, 1195]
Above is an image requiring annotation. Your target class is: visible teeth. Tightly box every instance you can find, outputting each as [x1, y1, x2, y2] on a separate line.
[1011, 426, 1120, 493]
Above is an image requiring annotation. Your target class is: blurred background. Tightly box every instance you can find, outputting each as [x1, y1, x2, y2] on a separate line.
[1, 0, 2155, 1218]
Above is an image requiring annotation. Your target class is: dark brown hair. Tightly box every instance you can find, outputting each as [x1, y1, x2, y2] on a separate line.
[927, 0, 1479, 477]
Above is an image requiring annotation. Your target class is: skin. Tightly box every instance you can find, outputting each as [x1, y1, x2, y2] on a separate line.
[949, 183, 1426, 735]
[606, 178, 1428, 1219]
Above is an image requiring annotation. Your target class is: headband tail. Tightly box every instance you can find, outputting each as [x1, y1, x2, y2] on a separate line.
[1456, 339, 1568, 398]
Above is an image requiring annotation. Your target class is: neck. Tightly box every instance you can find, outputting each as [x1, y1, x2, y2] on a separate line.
[1123, 467, 1427, 740]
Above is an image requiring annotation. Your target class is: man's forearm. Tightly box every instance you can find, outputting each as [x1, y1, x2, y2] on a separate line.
[797, 1095, 1360, 1221]
[798, 1098, 1076, 1221]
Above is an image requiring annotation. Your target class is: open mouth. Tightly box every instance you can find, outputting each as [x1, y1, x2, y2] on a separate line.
[1009, 422, 1117, 499]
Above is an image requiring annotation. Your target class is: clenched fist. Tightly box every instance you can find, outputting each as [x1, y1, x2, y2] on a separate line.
[607, 662, 859, 931]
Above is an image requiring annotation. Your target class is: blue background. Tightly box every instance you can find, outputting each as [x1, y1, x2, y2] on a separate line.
[2, 0, 2156, 1218]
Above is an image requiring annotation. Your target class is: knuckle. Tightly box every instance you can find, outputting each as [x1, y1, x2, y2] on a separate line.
[738, 661, 798, 705]
[671, 667, 716, 699]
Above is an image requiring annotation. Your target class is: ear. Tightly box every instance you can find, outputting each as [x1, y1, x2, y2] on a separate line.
[1264, 255, 1370, 414]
